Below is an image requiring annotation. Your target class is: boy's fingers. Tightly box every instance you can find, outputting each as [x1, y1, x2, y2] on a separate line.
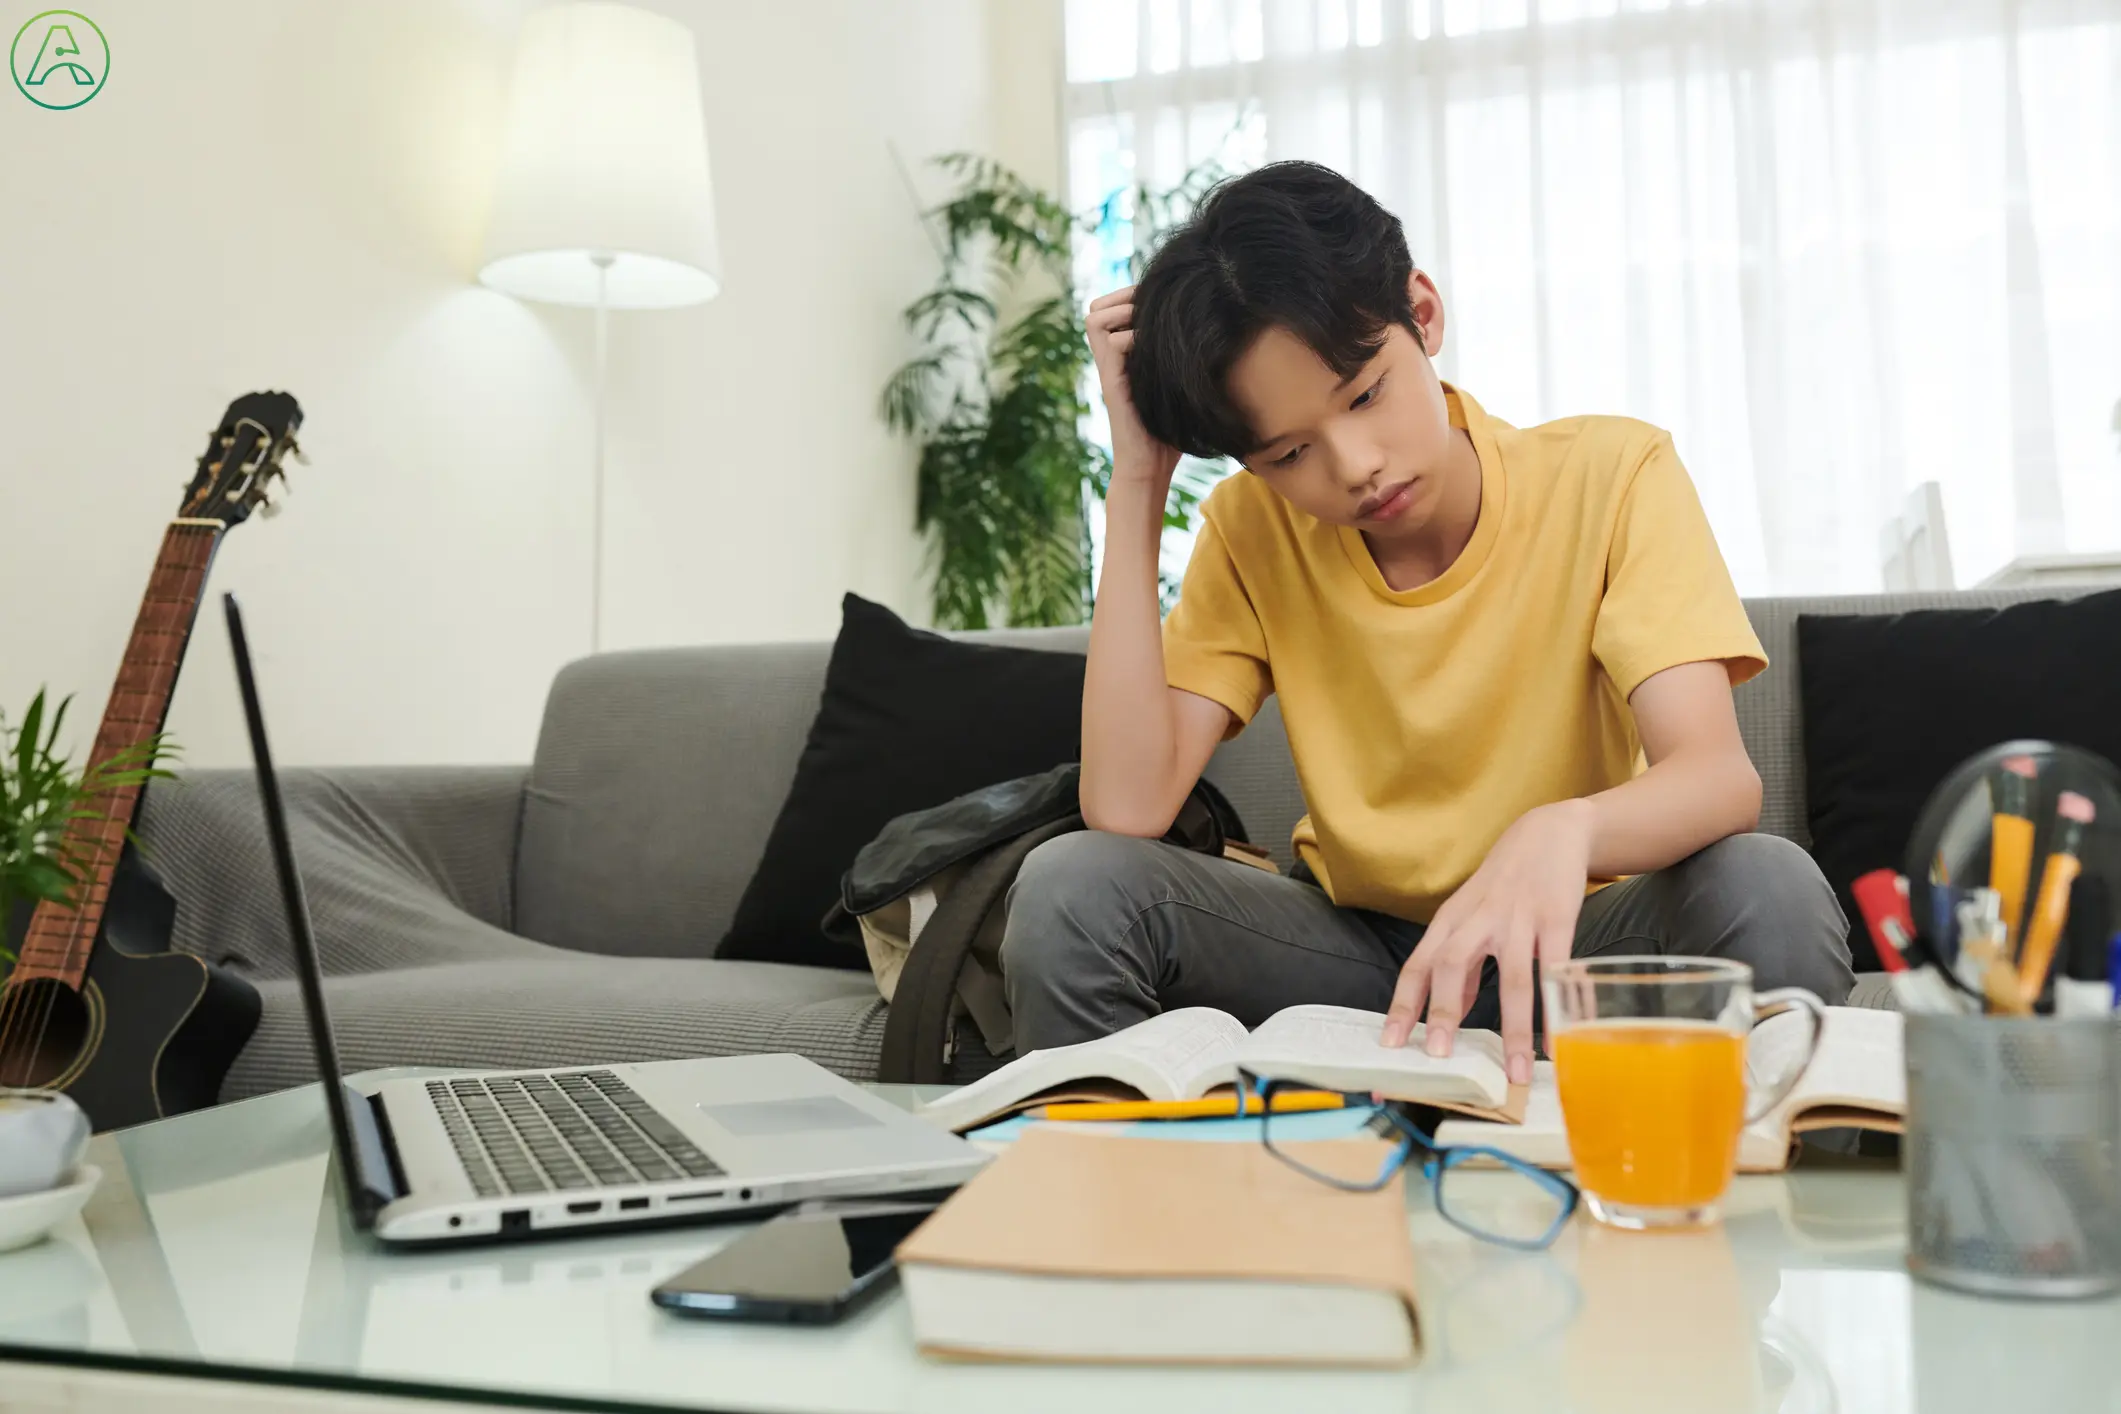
[1383, 900, 1467, 1047]
[1500, 917, 1536, 1086]
[1087, 302, 1134, 330]
[1088, 285, 1136, 311]
[1381, 947, 1435, 1048]
[1423, 940, 1472, 1058]
[1109, 330, 1134, 352]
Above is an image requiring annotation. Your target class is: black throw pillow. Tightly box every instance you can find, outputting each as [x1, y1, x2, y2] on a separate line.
[1797, 590, 2121, 970]
[717, 594, 1086, 970]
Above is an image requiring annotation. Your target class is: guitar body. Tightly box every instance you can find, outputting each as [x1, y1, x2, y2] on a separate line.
[0, 392, 300, 1132]
[2, 852, 262, 1129]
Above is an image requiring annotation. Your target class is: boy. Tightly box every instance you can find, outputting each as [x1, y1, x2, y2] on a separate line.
[1000, 161, 1851, 1085]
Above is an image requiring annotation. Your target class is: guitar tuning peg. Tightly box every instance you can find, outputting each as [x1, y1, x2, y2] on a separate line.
[258, 498, 282, 520]
[286, 437, 309, 466]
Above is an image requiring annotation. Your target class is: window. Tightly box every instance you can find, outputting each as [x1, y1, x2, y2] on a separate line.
[1065, 0, 2121, 593]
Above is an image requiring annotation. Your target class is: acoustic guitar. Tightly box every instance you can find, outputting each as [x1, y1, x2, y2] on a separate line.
[0, 392, 305, 1130]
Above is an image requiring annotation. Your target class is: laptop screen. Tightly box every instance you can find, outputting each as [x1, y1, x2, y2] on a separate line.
[224, 593, 399, 1220]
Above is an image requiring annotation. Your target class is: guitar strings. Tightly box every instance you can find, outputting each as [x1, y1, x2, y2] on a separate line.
[1, 523, 218, 1091]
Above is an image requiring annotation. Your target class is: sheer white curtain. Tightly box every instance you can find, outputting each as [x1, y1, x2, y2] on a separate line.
[1065, 0, 2121, 594]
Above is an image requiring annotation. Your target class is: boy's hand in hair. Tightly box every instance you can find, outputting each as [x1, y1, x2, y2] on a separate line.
[1079, 285, 1230, 840]
[1087, 286, 1182, 491]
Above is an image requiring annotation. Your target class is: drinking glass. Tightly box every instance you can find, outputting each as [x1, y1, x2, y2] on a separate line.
[1543, 956, 1825, 1229]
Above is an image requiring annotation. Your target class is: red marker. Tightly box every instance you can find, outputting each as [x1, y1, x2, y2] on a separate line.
[1851, 869, 1916, 972]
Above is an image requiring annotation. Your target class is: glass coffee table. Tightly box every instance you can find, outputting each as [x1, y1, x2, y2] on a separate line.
[0, 1069, 2113, 1414]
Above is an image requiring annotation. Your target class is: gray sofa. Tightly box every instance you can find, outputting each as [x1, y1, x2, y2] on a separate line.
[137, 588, 2064, 1104]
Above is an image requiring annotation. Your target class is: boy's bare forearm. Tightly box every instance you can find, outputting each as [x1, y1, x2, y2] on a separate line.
[1582, 745, 1763, 878]
[1081, 477, 1181, 833]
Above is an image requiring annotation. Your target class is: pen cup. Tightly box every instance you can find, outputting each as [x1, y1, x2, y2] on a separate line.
[1903, 1012, 2121, 1299]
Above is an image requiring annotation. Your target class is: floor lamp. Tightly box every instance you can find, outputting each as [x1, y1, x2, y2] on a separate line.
[478, 1, 722, 653]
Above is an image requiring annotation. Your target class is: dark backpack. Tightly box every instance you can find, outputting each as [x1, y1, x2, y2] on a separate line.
[823, 764, 1253, 1083]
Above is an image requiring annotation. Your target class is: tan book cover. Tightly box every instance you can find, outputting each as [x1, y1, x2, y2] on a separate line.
[895, 1128, 1421, 1366]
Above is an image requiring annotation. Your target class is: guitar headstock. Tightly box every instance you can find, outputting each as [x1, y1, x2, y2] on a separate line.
[180, 391, 306, 526]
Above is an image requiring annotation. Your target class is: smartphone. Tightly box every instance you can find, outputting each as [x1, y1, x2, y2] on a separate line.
[650, 1198, 940, 1324]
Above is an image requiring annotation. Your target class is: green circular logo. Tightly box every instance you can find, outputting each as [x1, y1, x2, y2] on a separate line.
[11, 10, 108, 109]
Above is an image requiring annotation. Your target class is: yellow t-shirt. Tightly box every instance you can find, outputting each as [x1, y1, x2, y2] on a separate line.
[1162, 386, 1766, 925]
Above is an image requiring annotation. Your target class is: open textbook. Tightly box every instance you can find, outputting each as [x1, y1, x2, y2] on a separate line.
[920, 1005, 1520, 1134]
[1435, 1006, 1905, 1173]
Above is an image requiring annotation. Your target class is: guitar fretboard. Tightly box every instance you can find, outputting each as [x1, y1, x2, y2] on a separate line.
[13, 520, 222, 983]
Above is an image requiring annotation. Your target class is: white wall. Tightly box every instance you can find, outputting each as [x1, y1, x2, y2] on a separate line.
[0, 0, 1060, 769]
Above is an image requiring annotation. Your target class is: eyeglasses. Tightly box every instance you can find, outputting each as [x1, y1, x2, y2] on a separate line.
[1235, 1067, 1580, 1250]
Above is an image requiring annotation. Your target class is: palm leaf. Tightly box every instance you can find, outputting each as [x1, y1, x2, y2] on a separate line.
[880, 351, 953, 436]
[902, 285, 996, 342]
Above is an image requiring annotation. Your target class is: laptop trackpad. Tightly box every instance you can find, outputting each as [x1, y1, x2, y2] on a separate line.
[698, 1096, 885, 1137]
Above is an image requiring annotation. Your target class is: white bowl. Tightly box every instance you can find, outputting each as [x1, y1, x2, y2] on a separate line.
[0, 1164, 100, 1254]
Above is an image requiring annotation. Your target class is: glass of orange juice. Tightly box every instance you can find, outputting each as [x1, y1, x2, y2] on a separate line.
[1543, 957, 1825, 1230]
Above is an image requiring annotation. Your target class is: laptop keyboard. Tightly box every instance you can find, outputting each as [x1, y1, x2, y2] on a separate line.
[425, 1070, 727, 1198]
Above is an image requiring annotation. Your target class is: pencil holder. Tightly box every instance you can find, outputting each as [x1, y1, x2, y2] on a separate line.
[1904, 1012, 2121, 1299]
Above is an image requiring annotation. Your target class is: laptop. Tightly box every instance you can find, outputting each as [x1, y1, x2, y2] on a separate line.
[224, 593, 988, 1245]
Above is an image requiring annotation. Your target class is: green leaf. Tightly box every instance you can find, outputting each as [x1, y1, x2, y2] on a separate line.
[21, 856, 79, 905]
[902, 285, 996, 342]
[881, 350, 963, 436]
[14, 689, 48, 789]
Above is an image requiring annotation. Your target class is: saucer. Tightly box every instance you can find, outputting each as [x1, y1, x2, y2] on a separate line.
[0, 1165, 100, 1254]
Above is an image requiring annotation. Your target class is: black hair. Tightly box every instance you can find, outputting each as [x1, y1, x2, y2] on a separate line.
[1127, 161, 1419, 462]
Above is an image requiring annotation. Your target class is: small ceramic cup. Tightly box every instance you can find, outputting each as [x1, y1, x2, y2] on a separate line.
[0, 1091, 90, 1199]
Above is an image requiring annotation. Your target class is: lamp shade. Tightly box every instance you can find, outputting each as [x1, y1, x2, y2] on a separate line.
[480, 2, 722, 309]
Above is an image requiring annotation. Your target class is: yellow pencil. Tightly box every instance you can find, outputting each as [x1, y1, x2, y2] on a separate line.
[1034, 1091, 1347, 1122]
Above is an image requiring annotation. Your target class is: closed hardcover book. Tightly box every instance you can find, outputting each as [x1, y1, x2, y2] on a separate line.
[894, 1128, 1421, 1367]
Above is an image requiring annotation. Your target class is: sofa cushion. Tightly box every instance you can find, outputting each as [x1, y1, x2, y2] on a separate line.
[1732, 587, 2090, 849]
[717, 595, 1088, 970]
[1797, 588, 2121, 969]
[221, 956, 1006, 1103]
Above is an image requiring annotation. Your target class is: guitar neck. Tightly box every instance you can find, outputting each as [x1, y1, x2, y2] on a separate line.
[16, 519, 225, 984]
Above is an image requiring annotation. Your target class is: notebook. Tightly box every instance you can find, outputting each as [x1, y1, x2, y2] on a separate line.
[894, 1128, 1421, 1366]
[1434, 1006, 1905, 1173]
[918, 1004, 1524, 1133]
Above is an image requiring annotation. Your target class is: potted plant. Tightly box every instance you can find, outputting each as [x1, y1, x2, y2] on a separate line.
[882, 152, 1233, 629]
[0, 690, 176, 968]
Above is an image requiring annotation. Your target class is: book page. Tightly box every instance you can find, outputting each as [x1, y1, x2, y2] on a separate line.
[1224, 1005, 1509, 1109]
[1745, 1007, 1904, 1139]
[1433, 1062, 1574, 1167]
[919, 1009, 1250, 1132]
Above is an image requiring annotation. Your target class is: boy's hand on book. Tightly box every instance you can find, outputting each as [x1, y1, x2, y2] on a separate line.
[1381, 800, 1595, 1085]
[1087, 286, 1183, 492]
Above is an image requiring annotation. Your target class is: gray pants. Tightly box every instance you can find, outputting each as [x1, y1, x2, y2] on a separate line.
[1000, 831, 1854, 1052]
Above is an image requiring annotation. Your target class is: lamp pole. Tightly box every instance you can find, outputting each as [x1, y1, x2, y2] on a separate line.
[591, 251, 613, 654]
